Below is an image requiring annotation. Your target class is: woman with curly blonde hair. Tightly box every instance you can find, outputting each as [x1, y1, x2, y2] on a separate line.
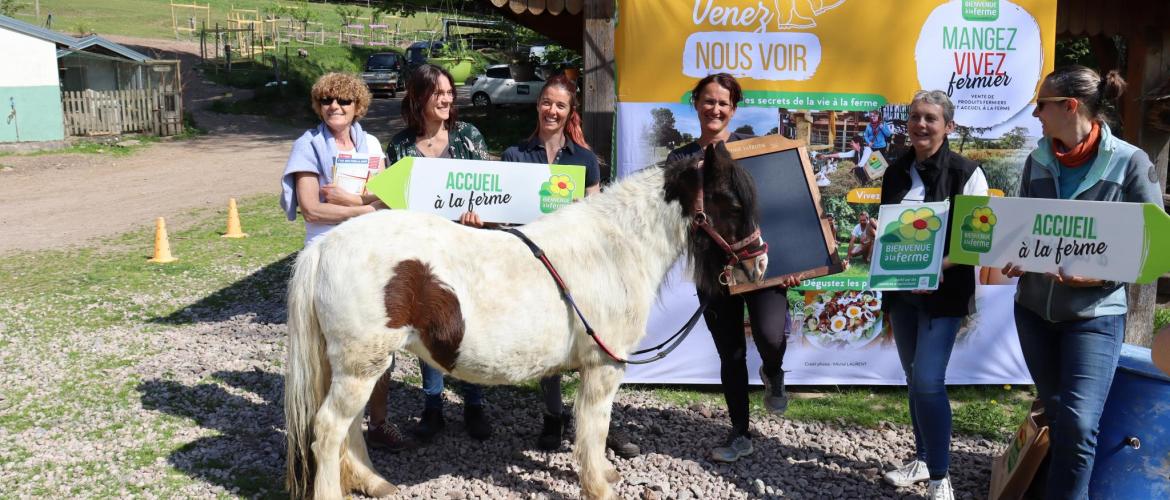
[280, 72, 386, 245]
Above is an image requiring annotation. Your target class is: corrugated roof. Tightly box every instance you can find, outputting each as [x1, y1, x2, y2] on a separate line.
[0, 13, 78, 46]
[69, 35, 152, 62]
[2, 14, 152, 63]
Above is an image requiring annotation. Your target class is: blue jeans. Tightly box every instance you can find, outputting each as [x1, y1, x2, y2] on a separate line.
[888, 296, 962, 479]
[1014, 304, 1124, 500]
[420, 360, 484, 410]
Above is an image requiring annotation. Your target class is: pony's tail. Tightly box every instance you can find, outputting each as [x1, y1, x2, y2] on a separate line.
[284, 243, 330, 499]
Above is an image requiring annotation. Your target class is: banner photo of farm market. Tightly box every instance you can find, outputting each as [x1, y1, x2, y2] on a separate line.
[616, 0, 1057, 385]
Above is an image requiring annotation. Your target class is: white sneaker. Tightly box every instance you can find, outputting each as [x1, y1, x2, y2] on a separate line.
[883, 459, 929, 487]
[927, 476, 954, 500]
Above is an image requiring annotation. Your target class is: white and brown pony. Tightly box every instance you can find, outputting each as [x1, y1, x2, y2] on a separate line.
[284, 142, 766, 499]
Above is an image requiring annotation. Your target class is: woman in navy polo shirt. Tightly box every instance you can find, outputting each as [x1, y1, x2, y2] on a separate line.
[471, 74, 638, 457]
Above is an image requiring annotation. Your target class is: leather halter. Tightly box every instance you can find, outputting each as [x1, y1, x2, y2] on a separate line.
[691, 165, 769, 286]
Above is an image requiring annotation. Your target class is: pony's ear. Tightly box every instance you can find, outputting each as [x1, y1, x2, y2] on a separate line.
[702, 143, 717, 170]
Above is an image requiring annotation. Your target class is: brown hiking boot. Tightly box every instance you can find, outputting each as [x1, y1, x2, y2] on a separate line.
[606, 427, 640, 458]
[367, 420, 412, 452]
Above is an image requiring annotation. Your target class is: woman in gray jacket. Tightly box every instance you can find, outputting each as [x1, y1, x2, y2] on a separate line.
[1003, 65, 1163, 499]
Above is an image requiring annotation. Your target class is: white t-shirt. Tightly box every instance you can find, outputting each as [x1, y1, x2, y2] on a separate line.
[900, 162, 989, 204]
[305, 134, 386, 245]
[851, 223, 871, 242]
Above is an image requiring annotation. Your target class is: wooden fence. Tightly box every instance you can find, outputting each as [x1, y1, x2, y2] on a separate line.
[62, 89, 184, 137]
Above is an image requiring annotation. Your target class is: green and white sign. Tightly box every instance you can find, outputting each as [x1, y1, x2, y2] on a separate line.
[948, 195, 1170, 284]
[366, 157, 586, 224]
[868, 201, 951, 291]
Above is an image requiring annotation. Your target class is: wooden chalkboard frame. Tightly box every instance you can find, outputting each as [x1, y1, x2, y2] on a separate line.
[724, 135, 844, 294]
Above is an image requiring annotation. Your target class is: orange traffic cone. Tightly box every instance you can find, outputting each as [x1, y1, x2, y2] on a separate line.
[148, 217, 178, 263]
[222, 198, 248, 238]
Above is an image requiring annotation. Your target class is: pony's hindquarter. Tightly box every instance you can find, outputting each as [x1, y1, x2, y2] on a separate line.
[284, 243, 327, 498]
[284, 242, 396, 500]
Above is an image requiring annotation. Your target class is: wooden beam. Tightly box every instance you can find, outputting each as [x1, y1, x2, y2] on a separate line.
[582, 0, 614, 184]
[1125, 26, 1170, 348]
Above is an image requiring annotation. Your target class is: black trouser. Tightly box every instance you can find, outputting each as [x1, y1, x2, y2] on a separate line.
[700, 287, 789, 436]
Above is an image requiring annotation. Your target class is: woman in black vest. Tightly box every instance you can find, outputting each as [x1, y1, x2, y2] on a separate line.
[878, 90, 987, 500]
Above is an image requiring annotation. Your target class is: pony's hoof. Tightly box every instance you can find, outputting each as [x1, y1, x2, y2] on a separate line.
[365, 480, 398, 498]
[582, 486, 617, 500]
[605, 467, 621, 484]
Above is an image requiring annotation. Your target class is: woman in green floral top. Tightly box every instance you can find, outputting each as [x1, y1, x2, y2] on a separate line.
[369, 64, 493, 452]
[385, 64, 487, 162]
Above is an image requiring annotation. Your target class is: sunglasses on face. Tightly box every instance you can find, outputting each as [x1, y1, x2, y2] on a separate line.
[1034, 96, 1072, 111]
[318, 97, 354, 106]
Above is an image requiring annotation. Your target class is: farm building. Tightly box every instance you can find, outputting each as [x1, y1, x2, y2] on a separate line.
[0, 14, 182, 143]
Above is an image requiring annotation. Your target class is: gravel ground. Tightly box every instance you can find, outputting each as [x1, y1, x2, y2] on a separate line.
[0, 279, 1002, 499]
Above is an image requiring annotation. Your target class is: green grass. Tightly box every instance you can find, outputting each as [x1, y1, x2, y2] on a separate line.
[1155, 305, 1170, 333]
[641, 383, 1034, 439]
[0, 136, 160, 158]
[0, 195, 300, 338]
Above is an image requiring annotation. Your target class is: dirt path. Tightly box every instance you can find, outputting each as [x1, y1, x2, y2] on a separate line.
[0, 36, 416, 254]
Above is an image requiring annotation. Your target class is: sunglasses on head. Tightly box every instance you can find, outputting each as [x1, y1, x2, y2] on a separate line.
[318, 97, 354, 106]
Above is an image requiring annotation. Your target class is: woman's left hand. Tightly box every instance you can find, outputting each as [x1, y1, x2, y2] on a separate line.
[321, 184, 362, 207]
[1045, 268, 1106, 288]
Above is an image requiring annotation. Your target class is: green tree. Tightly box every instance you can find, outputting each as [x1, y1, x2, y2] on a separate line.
[376, 0, 493, 17]
[1000, 126, 1029, 150]
[0, 0, 25, 17]
[734, 124, 755, 135]
[649, 107, 684, 149]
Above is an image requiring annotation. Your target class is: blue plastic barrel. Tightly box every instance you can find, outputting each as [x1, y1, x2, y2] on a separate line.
[1087, 344, 1170, 498]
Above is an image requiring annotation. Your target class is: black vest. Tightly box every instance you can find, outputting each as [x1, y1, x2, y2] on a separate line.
[880, 140, 981, 317]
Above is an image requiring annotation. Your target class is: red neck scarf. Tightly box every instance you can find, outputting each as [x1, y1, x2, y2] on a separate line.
[1052, 121, 1100, 167]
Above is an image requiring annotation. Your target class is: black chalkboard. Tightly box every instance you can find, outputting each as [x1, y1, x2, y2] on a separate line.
[725, 135, 843, 294]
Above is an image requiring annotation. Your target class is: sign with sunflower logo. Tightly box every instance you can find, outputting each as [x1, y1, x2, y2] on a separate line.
[947, 195, 1170, 284]
[868, 201, 951, 290]
[366, 157, 586, 224]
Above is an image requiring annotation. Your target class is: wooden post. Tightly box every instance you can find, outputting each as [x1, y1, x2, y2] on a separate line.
[582, 0, 615, 184]
[1122, 26, 1170, 348]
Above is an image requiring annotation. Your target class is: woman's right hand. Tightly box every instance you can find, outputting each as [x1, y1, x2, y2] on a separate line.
[1001, 262, 1026, 278]
[459, 211, 484, 227]
[321, 184, 362, 207]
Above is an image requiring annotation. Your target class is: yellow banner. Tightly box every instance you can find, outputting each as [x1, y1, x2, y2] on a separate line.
[617, 0, 1056, 126]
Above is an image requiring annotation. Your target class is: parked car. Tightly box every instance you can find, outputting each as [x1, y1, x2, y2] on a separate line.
[361, 51, 404, 97]
[468, 64, 543, 107]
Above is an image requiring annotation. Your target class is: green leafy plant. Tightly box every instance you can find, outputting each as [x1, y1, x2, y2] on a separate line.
[539, 44, 582, 69]
[0, 0, 25, 17]
[335, 5, 363, 25]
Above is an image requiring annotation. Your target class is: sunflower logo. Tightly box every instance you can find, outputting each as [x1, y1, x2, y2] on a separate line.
[539, 174, 575, 213]
[898, 207, 942, 242]
[960, 205, 996, 253]
[970, 206, 997, 232]
[547, 174, 573, 197]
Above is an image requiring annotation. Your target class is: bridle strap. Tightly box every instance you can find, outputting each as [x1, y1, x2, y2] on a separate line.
[690, 166, 769, 272]
[502, 227, 707, 365]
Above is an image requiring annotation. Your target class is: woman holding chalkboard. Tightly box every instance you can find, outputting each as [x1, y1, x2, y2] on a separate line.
[667, 73, 798, 463]
[877, 90, 987, 500]
[1001, 66, 1162, 500]
[367, 64, 494, 449]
